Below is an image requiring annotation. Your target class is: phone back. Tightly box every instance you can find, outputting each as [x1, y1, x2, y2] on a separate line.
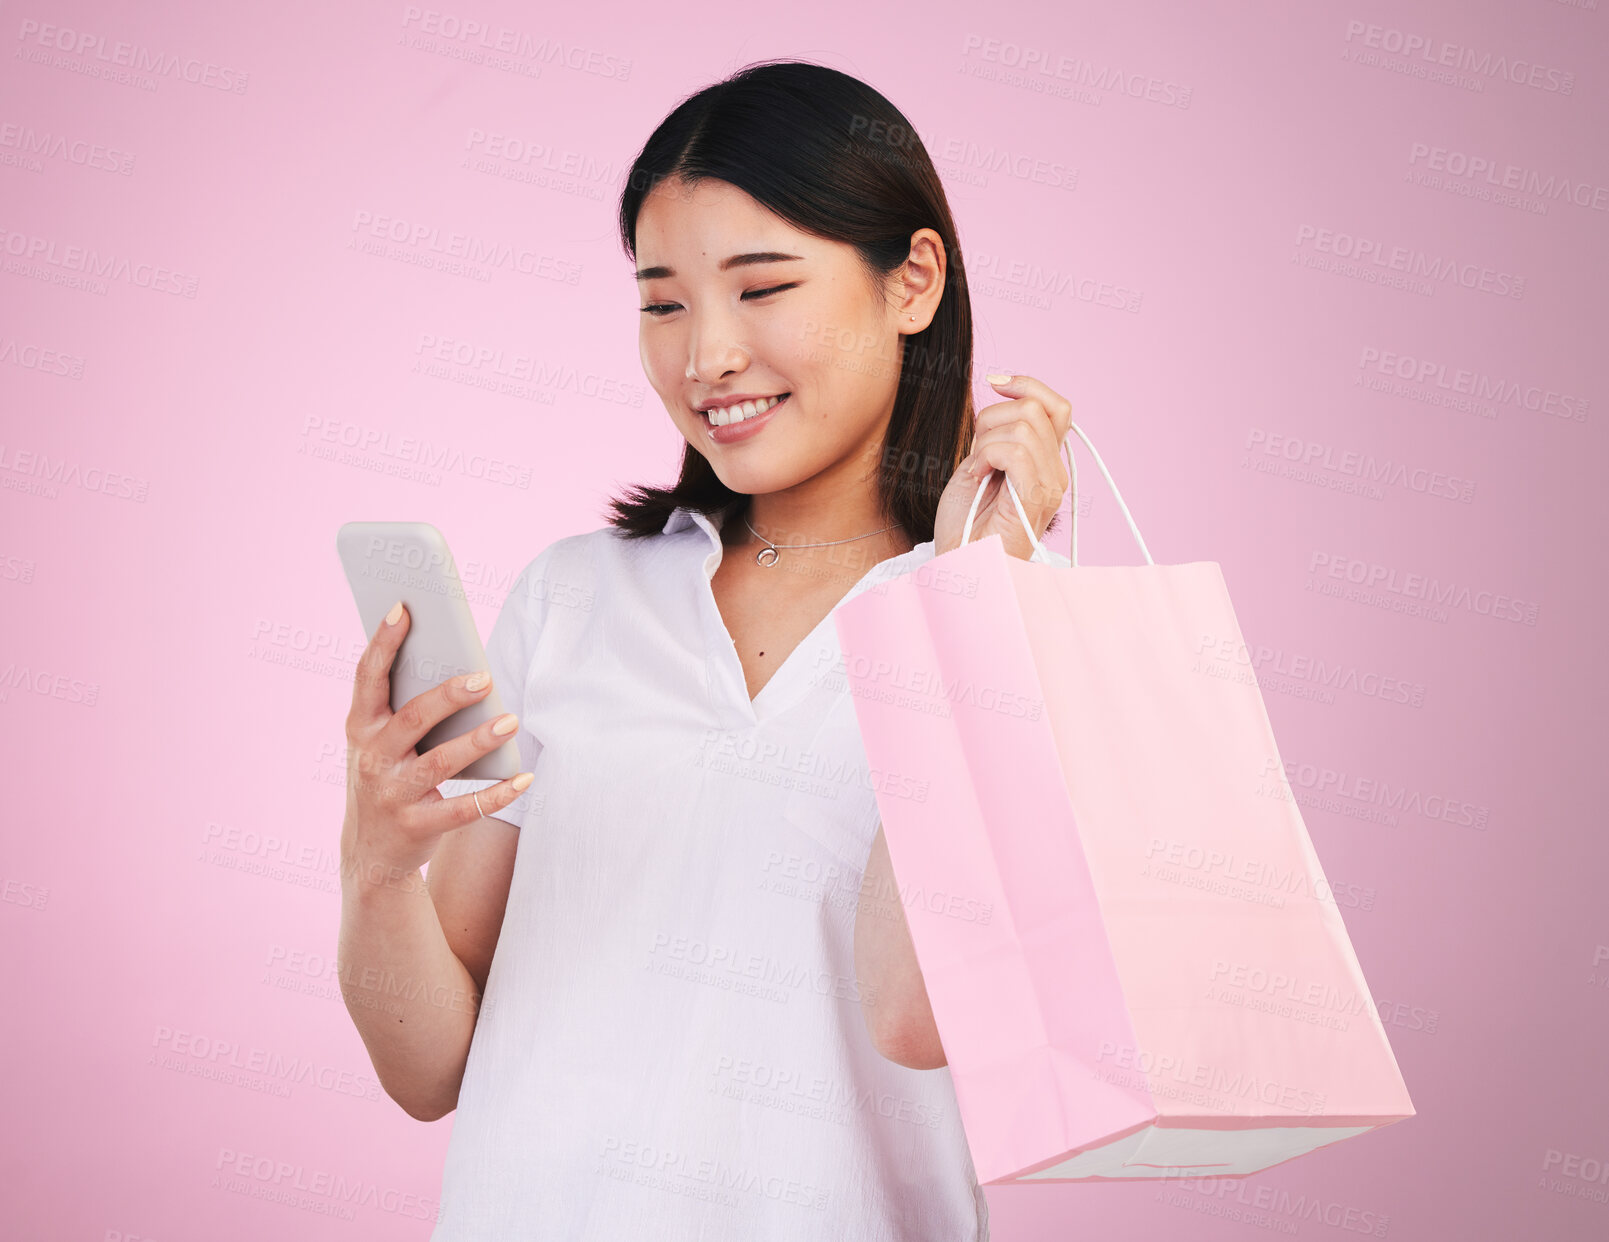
[336, 521, 520, 781]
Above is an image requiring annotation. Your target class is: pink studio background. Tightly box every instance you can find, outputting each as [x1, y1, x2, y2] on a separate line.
[3, 0, 1604, 1238]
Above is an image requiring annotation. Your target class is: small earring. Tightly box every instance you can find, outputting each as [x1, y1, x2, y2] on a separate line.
[908, 315, 916, 321]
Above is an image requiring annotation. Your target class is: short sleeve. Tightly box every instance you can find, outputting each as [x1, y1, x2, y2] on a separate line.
[436, 543, 556, 828]
[1030, 541, 1072, 568]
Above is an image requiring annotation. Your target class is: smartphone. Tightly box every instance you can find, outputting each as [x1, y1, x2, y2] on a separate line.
[336, 521, 520, 781]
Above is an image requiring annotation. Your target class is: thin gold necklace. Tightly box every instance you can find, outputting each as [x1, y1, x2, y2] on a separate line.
[741, 514, 897, 568]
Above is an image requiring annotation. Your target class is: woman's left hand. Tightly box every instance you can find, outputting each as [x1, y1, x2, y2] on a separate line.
[933, 373, 1072, 560]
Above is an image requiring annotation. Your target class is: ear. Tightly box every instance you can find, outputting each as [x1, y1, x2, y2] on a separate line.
[894, 228, 947, 329]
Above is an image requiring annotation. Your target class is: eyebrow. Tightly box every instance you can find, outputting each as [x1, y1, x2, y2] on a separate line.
[634, 251, 805, 281]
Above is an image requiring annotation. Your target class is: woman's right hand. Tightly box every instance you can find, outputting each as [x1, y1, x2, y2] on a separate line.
[340, 600, 532, 887]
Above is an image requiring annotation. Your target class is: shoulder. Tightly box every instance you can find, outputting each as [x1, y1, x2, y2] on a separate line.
[542, 521, 685, 578]
[509, 522, 683, 618]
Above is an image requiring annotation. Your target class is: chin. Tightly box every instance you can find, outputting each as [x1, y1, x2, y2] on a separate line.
[704, 462, 807, 497]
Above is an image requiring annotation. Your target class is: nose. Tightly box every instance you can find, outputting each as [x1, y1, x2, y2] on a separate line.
[684, 308, 749, 384]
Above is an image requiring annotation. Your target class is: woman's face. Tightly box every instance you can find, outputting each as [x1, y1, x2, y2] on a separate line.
[634, 176, 910, 500]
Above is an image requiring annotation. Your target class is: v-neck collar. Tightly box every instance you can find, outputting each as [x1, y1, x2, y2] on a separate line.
[663, 504, 934, 727]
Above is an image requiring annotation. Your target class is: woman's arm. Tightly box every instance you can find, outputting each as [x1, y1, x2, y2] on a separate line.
[338, 855, 481, 1121]
[854, 822, 947, 1069]
[338, 806, 520, 1123]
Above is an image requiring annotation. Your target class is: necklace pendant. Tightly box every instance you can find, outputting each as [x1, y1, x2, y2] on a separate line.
[756, 546, 780, 568]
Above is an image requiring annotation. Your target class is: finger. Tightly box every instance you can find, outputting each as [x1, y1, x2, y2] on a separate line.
[983, 373, 1072, 445]
[382, 670, 503, 762]
[982, 392, 1071, 493]
[969, 418, 1066, 512]
[972, 406, 1059, 459]
[349, 600, 410, 727]
[972, 392, 1060, 473]
[968, 437, 1041, 514]
[965, 440, 1051, 559]
[415, 771, 535, 834]
[407, 700, 522, 791]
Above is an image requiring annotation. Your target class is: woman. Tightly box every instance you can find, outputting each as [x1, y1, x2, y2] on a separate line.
[339, 58, 1074, 1240]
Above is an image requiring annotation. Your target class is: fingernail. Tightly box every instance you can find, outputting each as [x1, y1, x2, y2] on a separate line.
[464, 671, 489, 692]
[492, 713, 519, 736]
[985, 372, 1012, 384]
[511, 772, 534, 792]
[385, 601, 403, 626]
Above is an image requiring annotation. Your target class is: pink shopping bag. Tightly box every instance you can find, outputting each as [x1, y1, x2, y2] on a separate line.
[832, 421, 1415, 1185]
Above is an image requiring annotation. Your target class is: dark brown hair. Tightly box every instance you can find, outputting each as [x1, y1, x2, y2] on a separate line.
[606, 58, 1039, 545]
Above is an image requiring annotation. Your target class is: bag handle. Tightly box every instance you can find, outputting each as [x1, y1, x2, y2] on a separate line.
[960, 417, 1154, 566]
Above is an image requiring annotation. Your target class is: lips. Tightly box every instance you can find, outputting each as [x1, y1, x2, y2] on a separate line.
[701, 392, 790, 444]
[695, 391, 787, 412]
[698, 392, 790, 427]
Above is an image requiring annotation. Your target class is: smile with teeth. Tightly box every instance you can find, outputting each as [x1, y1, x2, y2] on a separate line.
[701, 393, 789, 426]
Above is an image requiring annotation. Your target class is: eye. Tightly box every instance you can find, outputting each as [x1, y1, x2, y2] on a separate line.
[743, 283, 797, 301]
[638, 283, 798, 319]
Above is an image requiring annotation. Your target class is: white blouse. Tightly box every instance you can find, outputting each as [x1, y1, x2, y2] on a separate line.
[432, 503, 1068, 1240]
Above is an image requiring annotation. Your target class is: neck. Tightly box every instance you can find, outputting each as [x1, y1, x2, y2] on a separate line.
[724, 486, 914, 578]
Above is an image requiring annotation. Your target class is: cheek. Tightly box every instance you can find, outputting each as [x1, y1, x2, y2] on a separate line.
[640, 330, 681, 396]
[802, 295, 887, 375]
[767, 296, 860, 386]
[755, 310, 813, 378]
